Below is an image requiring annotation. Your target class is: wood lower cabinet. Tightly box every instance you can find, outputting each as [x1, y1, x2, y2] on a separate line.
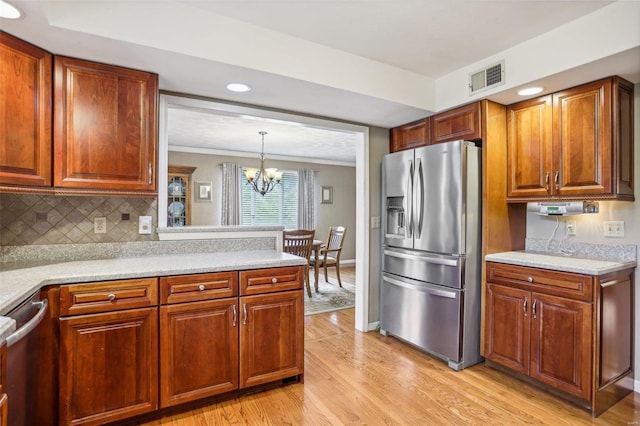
[239, 290, 304, 388]
[0, 31, 52, 188]
[53, 56, 158, 193]
[59, 278, 159, 426]
[484, 262, 634, 416]
[159, 272, 239, 407]
[507, 76, 634, 201]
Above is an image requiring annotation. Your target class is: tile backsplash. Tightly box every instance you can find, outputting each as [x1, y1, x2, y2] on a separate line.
[0, 194, 157, 246]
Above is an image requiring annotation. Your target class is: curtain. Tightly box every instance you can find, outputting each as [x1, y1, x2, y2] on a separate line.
[298, 168, 315, 230]
[221, 162, 243, 225]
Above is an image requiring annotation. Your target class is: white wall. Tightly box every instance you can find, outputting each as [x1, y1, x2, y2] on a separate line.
[526, 83, 640, 385]
[168, 151, 357, 260]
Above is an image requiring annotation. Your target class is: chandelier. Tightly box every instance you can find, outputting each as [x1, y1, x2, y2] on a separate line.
[244, 131, 282, 196]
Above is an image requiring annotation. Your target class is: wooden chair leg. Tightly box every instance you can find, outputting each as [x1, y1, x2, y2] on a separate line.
[335, 264, 343, 287]
[305, 264, 312, 297]
[323, 262, 328, 283]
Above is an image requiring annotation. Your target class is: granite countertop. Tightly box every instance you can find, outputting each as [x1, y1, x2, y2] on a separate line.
[0, 250, 306, 316]
[485, 251, 637, 275]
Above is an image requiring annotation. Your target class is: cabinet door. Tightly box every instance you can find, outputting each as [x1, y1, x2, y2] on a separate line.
[59, 307, 158, 425]
[553, 78, 612, 196]
[160, 299, 239, 407]
[239, 290, 304, 388]
[0, 32, 52, 187]
[53, 56, 158, 192]
[530, 293, 592, 401]
[506, 96, 553, 198]
[390, 118, 430, 152]
[484, 284, 530, 374]
[430, 102, 481, 144]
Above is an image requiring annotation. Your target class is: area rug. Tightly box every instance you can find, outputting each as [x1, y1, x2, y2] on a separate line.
[304, 278, 356, 316]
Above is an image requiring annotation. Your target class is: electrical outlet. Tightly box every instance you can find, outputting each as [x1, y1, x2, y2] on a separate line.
[94, 217, 107, 234]
[566, 220, 576, 236]
[603, 221, 625, 237]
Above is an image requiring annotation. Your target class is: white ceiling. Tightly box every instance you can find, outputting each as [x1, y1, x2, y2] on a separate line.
[2, 0, 638, 164]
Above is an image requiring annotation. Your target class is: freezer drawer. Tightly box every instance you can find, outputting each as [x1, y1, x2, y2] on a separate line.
[383, 248, 465, 289]
[380, 273, 462, 362]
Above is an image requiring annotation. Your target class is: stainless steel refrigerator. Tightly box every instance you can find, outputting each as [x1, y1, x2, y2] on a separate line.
[380, 139, 482, 370]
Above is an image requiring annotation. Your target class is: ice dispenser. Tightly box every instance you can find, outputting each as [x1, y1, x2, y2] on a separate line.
[386, 197, 405, 236]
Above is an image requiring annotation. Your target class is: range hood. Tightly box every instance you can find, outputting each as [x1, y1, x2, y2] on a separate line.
[527, 201, 599, 216]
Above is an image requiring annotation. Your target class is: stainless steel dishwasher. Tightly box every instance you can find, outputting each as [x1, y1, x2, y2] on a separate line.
[6, 290, 49, 426]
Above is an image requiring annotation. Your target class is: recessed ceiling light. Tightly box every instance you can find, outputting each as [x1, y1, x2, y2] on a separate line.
[0, 0, 21, 19]
[226, 83, 251, 93]
[517, 86, 544, 96]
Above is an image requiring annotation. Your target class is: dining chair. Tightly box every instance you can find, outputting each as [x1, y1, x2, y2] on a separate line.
[310, 226, 347, 288]
[283, 229, 316, 297]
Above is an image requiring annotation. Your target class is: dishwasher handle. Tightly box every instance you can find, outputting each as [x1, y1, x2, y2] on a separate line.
[6, 300, 48, 348]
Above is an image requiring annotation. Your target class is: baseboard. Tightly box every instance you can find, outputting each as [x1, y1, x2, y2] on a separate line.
[340, 259, 355, 265]
[635, 378, 640, 393]
[367, 321, 380, 332]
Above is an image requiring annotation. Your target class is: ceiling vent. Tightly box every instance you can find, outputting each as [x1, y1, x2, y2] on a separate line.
[469, 61, 505, 95]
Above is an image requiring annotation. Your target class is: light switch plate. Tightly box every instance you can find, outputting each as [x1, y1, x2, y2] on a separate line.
[603, 221, 625, 237]
[371, 216, 381, 229]
[139, 216, 153, 234]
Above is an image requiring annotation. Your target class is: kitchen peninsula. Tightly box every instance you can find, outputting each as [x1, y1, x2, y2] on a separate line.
[0, 229, 307, 425]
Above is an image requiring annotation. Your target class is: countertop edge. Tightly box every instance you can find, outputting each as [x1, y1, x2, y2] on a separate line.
[485, 251, 637, 276]
[0, 251, 307, 316]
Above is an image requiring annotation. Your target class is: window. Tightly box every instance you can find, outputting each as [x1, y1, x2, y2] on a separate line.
[241, 169, 298, 229]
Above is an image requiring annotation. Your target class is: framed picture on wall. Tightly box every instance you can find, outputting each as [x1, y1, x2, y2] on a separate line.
[321, 186, 333, 204]
[195, 181, 212, 202]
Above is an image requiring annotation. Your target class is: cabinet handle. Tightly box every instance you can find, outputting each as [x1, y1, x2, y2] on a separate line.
[523, 297, 528, 317]
[544, 172, 550, 191]
[527, 277, 533, 283]
[554, 171, 559, 190]
[232, 305, 237, 327]
[107, 293, 116, 301]
[242, 303, 247, 325]
[198, 284, 205, 291]
[148, 163, 153, 184]
[271, 277, 278, 284]
[532, 299, 537, 319]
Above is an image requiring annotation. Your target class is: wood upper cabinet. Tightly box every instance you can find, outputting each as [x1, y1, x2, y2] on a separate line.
[53, 56, 158, 192]
[430, 102, 482, 144]
[390, 117, 430, 152]
[0, 31, 52, 188]
[484, 262, 635, 415]
[59, 278, 159, 425]
[507, 77, 634, 201]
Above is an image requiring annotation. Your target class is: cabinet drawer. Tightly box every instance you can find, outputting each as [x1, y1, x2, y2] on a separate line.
[240, 266, 304, 296]
[160, 272, 238, 304]
[60, 278, 158, 316]
[487, 262, 593, 301]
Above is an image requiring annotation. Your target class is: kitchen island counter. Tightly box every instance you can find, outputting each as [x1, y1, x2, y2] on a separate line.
[0, 250, 306, 315]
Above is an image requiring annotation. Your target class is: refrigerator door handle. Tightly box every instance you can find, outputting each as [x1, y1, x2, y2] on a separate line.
[383, 275, 457, 299]
[416, 158, 424, 238]
[406, 160, 414, 238]
[383, 249, 459, 266]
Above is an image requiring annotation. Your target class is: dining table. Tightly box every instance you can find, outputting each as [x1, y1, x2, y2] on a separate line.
[311, 239, 323, 291]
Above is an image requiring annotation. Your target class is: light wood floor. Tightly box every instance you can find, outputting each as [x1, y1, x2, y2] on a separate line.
[142, 307, 639, 425]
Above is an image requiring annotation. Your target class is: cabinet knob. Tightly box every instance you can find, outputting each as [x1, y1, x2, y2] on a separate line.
[527, 277, 533, 283]
[271, 277, 278, 284]
[107, 293, 116, 301]
[198, 284, 205, 291]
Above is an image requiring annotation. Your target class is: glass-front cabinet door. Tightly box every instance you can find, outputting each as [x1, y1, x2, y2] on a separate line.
[167, 165, 196, 227]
